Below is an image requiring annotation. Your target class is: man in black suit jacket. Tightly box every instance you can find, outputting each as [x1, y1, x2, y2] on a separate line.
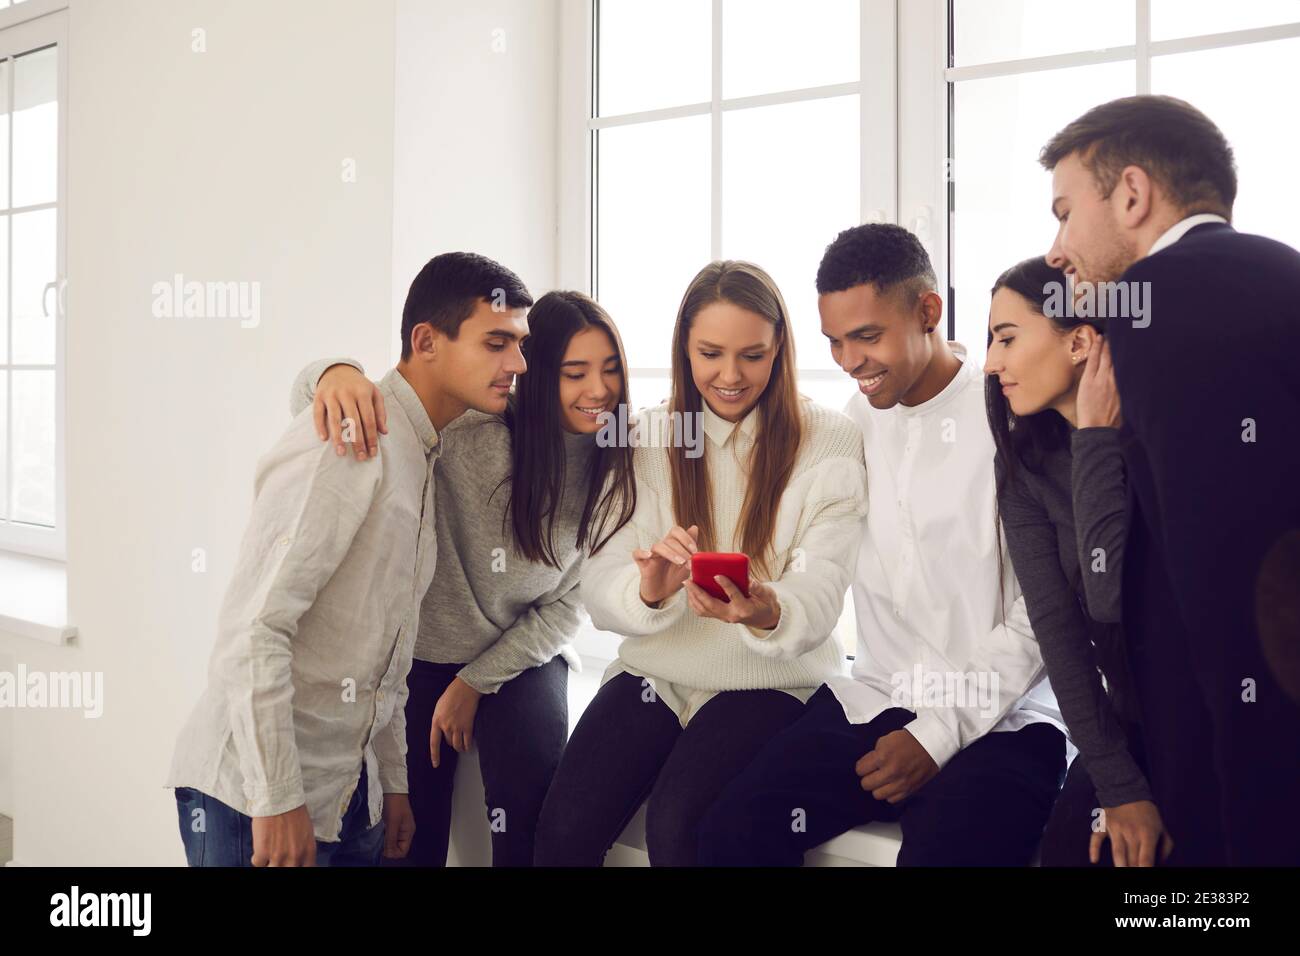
[1038, 95, 1300, 865]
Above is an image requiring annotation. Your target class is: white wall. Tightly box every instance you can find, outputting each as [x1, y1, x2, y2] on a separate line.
[0, 0, 397, 865]
[390, 0, 558, 345]
[0, 0, 561, 866]
[0, 648, 11, 819]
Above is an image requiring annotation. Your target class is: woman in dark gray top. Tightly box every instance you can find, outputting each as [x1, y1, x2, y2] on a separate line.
[983, 256, 1172, 867]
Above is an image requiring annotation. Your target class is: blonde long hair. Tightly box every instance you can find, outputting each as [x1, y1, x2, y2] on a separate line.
[668, 261, 803, 578]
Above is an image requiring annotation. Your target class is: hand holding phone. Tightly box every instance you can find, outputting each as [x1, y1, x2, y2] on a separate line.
[685, 553, 781, 629]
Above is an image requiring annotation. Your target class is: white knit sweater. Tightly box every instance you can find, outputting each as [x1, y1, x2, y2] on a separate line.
[581, 396, 869, 727]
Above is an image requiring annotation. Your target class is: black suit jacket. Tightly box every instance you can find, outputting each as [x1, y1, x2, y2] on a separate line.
[1108, 221, 1300, 864]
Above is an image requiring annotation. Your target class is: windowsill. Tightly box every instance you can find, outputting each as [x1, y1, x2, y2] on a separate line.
[0, 551, 76, 645]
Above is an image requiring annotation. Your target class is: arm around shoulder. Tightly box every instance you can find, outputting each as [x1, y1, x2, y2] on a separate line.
[288, 356, 366, 418]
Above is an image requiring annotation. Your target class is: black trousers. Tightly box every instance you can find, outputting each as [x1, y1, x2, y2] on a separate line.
[1040, 721, 1149, 867]
[1125, 529, 1300, 865]
[533, 670, 806, 866]
[697, 684, 1066, 866]
[390, 655, 568, 867]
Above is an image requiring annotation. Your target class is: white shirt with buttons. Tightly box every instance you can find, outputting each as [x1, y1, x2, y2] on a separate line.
[824, 346, 1066, 770]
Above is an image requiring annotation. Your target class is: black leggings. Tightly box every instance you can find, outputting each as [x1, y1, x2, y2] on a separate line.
[390, 655, 568, 867]
[533, 670, 806, 866]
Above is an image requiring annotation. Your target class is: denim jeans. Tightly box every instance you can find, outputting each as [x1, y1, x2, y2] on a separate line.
[174, 762, 385, 866]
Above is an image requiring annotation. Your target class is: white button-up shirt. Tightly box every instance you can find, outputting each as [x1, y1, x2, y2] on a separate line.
[825, 347, 1065, 769]
[167, 368, 440, 842]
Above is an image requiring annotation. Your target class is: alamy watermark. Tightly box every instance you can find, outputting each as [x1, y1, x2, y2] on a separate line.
[596, 404, 704, 459]
[152, 273, 260, 328]
[1044, 279, 1151, 328]
[0, 665, 103, 718]
[50, 886, 150, 936]
[890, 663, 1000, 719]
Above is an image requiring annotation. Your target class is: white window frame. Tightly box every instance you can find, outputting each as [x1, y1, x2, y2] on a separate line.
[0, 0, 68, 561]
[919, 0, 1300, 340]
[557, 1, 1300, 664]
[559, 0, 898, 387]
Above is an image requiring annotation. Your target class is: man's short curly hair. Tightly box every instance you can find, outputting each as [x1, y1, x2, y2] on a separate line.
[816, 223, 938, 307]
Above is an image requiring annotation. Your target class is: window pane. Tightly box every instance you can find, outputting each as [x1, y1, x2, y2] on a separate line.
[722, 0, 858, 99]
[628, 371, 672, 414]
[0, 58, 10, 210]
[597, 114, 710, 370]
[0, 370, 6, 521]
[953, 0, 1134, 66]
[951, 62, 1134, 365]
[12, 369, 54, 527]
[13, 45, 57, 208]
[798, 374, 858, 416]
[1152, 38, 1300, 253]
[0, 215, 7, 365]
[721, 95, 859, 370]
[598, 0, 711, 116]
[1152, 0, 1300, 40]
[12, 207, 56, 365]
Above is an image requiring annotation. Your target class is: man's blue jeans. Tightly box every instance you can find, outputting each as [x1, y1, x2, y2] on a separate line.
[174, 763, 385, 866]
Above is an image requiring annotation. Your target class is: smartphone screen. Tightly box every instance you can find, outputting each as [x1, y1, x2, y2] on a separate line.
[690, 552, 750, 602]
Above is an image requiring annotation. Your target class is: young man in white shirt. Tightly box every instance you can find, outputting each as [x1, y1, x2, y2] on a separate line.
[698, 224, 1066, 866]
[166, 252, 532, 866]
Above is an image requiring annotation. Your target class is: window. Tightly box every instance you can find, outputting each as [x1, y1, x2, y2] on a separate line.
[561, 1, 1300, 663]
[944, 0, 1300, 365]
[575, 0, 897, 416]
[0, 5, 66, 560]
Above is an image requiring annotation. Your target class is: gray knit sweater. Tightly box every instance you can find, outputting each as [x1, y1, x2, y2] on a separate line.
[290, 358, 592, 694]
[997, 425, 1151, 807]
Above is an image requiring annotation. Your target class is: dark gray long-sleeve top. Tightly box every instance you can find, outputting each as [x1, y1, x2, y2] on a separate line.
[997, 426, 1152, 807]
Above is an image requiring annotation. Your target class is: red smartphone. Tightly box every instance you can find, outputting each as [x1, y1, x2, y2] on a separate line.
[691, 552, 750, 602]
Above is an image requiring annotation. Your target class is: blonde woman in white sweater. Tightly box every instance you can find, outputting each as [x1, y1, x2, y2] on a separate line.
[534, 261, 868, 866]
